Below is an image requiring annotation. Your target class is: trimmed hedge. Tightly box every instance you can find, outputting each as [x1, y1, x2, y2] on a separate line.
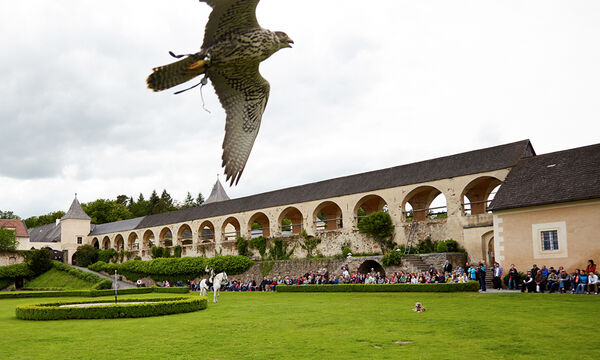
[0, 263, 34, 278]
[0, 278, 14, 290]
[51, 261, 112, 290]
[276, 281, 480, 293]
[0, 286, 189, 299]
[89, 255, 253, 282]
[16, 296, 207, 320]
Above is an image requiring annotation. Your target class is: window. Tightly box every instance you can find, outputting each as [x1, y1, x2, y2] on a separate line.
[541, 230, 558, 251]
[77, 236, 83, 245]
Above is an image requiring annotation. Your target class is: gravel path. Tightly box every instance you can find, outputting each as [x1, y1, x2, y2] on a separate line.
[71, 265, 136, 289]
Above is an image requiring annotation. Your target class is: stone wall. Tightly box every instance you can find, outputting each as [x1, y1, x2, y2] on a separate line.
[0, 252, 25, 266]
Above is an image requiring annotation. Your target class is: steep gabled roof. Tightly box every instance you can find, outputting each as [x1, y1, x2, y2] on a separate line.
[0, 219, 28, 237]
[89, 217, 144, 236]
[489, 143, 600, 211]
[61, 195, 91, 221]
[28, 222, 61, 243]
[205, 179, 231, 204]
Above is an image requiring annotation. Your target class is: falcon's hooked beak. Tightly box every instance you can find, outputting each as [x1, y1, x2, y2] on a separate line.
[285, 37, 294, 48]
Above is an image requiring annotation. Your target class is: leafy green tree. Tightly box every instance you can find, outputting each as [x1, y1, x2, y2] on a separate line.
[357, 211, 395, 254]
[251, 221, 262, 230]
[24, 248, 52, 276]
[0, 210, 20, 219]
[182, 192, 196, 208]
[82, 199, 133, 224]
[298, 230, 321, 258]
[129, 193, 148, 217]
[147, 190, 160, 215]
[196, 192, 205, 206]
[115, 195, 129, 206]
[24, 211, 65, 229]
[74, 245, 99, 267]
[0, 228, 18, 251]
[281, 217, 292, 232]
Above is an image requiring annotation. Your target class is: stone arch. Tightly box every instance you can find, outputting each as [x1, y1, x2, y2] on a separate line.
[101, 236, 111, 250]
[402, 185, 447, 222]
[221, 217, 241, 241]
[461, 176, 503, 215]
[248, 212, 270, 238]
[69, 251, 77, 266]
[127, 232, 139, 251]
[159, 227, 173, 247]
[143, 229, 156, 248]
[177, 224, 194, 246]
[199, 221, 215, 243]
[354, 194, 388, 224]
[114, 234, 124, 251]
[91, 237, 99, 249]
[313, 201, 343, 231]
[481, 230, 495, 266]
[357, 260, 385, 276]
[278, 206, 303, 235]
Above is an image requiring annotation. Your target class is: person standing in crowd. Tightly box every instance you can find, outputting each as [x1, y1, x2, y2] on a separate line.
[492, 262, 503, 290]
[586, 260, 597, 275]
[469, 264, 477, 282]
[443, 260, 452, 274]
[508, 264, 518, 290]
[477, 262, 487, 291]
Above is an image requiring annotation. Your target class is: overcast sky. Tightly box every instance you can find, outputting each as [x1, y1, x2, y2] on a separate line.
[1, 0, 599, 218]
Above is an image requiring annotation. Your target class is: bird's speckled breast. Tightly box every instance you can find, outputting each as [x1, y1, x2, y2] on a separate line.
[205, 29, 279, 67]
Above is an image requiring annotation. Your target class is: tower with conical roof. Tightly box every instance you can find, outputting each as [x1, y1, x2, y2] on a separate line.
[60, 194, 91, 264]
[205, 178, 230, 204]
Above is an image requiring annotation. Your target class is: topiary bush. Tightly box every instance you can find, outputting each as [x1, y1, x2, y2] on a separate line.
[435, 241, 449, 253]
[0, 286, 189, 299]
[15, 296, 207, 320]
[382, 249, 405, 266]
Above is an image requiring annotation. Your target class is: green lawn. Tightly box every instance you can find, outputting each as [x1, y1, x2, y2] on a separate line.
[0, 292, 598, 359]
[24, 268, 96, 290]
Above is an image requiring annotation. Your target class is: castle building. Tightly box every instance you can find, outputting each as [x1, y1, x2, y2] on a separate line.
[20, 140, 600, 271]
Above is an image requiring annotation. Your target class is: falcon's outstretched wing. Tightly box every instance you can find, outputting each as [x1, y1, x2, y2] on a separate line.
[200, 0, 261, 48]
[207, 64, 270, 185]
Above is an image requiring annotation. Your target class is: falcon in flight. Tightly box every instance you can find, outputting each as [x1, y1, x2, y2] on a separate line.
[147, 0, 293, 185]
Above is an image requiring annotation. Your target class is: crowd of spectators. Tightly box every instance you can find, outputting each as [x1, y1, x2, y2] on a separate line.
[512, 259, 598, 294]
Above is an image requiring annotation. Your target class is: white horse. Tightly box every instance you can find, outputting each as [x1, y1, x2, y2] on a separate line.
[199, 272, 228, 303]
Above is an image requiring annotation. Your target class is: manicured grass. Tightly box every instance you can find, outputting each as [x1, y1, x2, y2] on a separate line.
[0, 292, 598, 359]
[24, 268, 96, 290]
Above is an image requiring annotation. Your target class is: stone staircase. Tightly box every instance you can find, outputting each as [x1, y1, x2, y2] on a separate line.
[401, 255, 430, 273]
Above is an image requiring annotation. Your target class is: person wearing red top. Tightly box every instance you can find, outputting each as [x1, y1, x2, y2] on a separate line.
[586, 260, 597, 274]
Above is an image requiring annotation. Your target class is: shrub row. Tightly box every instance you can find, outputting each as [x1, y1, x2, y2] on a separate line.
[16, 296, 207, 320]
[0, 263, 34, 279]
[0, 278, 14, 290]
[88, 255, 253, 282]
[0, 286, 189, 299]
[51, 261, 112, 290]
[276, 281, 480, 293]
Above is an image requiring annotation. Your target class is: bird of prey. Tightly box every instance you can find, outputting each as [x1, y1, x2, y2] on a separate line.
[147, 0, 293, 185]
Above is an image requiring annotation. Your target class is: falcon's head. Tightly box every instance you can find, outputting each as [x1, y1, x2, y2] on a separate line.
[275, 31, 294, 49]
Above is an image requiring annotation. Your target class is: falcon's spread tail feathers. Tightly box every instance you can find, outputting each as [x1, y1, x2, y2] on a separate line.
[146, 55, 207, 91]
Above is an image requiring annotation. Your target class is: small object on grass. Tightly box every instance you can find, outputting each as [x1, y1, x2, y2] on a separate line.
[412, 302, 426, 312]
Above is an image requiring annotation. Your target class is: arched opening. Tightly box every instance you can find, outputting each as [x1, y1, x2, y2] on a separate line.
[114, 234, 124, 251]
[159, 227, 173, 247]
[127, 232, 139, 251]
[142, 230, 156, 257]
[221, 217, 241, 241]
[462, 176, 503, 215]
[313, 201, 343, 231]
[402, 186, 447, 222]
[102, 236, 111, 250]
[70, 252, 77, 266]
[354, 194, 388, 225]
[278, 207, 303, 236]
[177, 224, 193, 245]
[91, 237, 99, 249]
[248, 212, 270, 238]
[198, 221, 215, 243]
[357, 260, 385, 276]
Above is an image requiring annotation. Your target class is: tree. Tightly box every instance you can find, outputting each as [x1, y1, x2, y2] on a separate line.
[147, 190, 160, 215]
[129, 193, 148, 217]
[0, 210, 20, 219]
[196, 192, 205, 206]
[24, 248, 52, 276]
[281, 217, 292, 232]
[182, 192, 196, 209]
[298, 230, 321, 258]
[0, 228, 18, 251]
[81, 199, 133, 224]
[24, 211, 65, 229]
[74, 245, 98, 267]
[357, 211, 395, 254]
[116, 195, 129, 206]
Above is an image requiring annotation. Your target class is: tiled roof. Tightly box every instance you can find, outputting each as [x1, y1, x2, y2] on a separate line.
[489, 143, 600, 211]
[205, 179, 230, 204]
[61, 196, 91, 221]
[89, 217, 144, 236]
[129, 140, 533, 230]
[28, 222, 61, 243]
[0, 219, 28, 237]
